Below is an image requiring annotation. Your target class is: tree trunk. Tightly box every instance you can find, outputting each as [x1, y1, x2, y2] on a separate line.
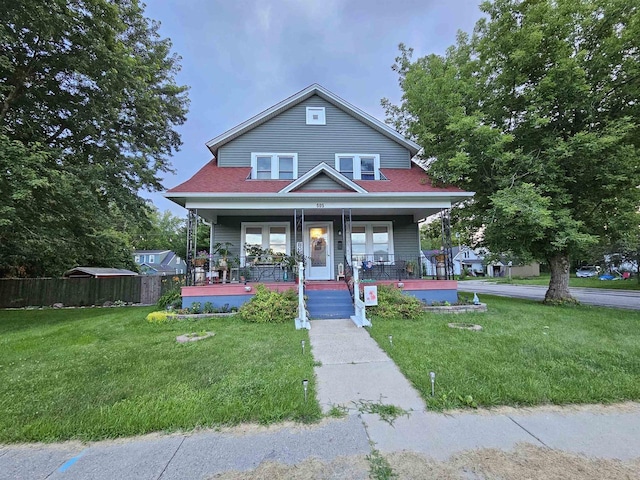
[544, 254, 575, 304]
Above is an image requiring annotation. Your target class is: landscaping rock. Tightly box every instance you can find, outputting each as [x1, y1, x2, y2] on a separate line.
[103, 301, 114, 307]
[52, 303, 63, 309]
[176, 332, 215, 343]
[448, 322, 483, 331]
[423, 303, 487, 314]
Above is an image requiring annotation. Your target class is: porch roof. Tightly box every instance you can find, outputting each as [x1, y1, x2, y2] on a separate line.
[166, 159, 468, 195]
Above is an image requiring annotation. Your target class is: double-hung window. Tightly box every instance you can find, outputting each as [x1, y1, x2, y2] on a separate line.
[335, 154, 380, 180]
[251, 153, 298, 179]
[241, 222, 290, 265]
[349, 222, 394, 263]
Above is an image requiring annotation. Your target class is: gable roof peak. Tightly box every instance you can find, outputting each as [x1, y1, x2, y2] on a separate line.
[205, 84, 420, 156]
[279, 162, 367, 194]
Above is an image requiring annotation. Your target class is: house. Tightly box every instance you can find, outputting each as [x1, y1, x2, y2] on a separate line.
[164, 84, 474, 314]
[133, 250, 187, 275]
[452, 246, 484, 276]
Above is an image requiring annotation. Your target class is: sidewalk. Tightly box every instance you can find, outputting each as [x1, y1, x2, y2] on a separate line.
[3, 404, 640, 479]
[1, 319, 640, 479]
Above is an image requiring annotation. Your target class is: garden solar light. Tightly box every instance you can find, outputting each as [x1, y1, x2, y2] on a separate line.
[388, 335, 393, 346]
[430, 371, 436, 396]
[301, 340, 305, 354]
[302, 379, 309, 402]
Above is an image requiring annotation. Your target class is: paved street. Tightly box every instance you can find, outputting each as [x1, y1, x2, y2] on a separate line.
[459, 280, 640, 310]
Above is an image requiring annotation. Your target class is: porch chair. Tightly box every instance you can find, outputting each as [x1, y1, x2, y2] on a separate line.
[361, 260, 374, 279]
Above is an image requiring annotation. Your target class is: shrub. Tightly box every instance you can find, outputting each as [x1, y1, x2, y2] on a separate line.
[157, 289, 181, 309]
[369, 284, 423, 320]
[239, 285, 297, 323]
[145, 311, 176, 323]
[203, 302, 215, 314]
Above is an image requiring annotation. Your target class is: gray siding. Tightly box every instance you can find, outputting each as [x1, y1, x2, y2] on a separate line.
[218, 95, 411, 172]
[391, 219, 420, 260]
[296, 173, 351, 191]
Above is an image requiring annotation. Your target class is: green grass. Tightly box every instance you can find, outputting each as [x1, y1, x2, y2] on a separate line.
[0, 307, 321, 443]
[368, 296, 640, 410]
[482, 274, 640, 290]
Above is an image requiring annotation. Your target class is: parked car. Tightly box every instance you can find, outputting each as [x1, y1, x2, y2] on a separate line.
[576, 266, 600, 278]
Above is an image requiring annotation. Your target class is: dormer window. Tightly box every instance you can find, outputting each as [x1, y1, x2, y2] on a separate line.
[335, 154, 380, 180]
[251, 153, 298, 179]
[306, 107, 326, 125]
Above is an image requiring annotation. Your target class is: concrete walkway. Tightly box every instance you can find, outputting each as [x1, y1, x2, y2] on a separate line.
[309, 319, 425, 413]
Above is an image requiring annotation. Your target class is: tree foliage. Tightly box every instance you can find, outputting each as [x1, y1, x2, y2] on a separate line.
[385, 0, 640, 302]
[0, 0, 189, 277]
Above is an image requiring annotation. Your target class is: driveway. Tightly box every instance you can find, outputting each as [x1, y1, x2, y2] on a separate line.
[459, 280, 640, 310]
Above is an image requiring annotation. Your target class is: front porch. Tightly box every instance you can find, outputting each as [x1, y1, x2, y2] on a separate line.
[181, 278, 459, 312]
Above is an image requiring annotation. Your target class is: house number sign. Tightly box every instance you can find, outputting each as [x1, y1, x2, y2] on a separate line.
[316, 203, 325, 208]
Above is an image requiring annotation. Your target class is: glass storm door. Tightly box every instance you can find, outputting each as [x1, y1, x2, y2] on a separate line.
[306, 223, 332, 280]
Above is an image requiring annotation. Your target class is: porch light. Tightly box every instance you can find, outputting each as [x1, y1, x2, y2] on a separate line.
[302, 379, 309, 402]
[429, 371, 436, 396]
[338, 229, 342, 236]
[397, 282, 404, 289]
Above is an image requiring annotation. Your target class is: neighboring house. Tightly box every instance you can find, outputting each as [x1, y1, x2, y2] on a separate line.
[133, 250, 186, 275]
[165, 84, 473, 308]
[64, 267, 138, 278]
[485, 256, 540, 278]
[452, 246, 484, 276]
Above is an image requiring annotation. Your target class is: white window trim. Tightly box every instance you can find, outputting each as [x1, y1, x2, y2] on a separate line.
[149, 255, 155, 264]
[306, 107, 326, 125]
[335, 154, 380, 180]
[241, 222, 291, 266]
[251, 153, 298, 180]
[350, 221, 394, 264]
[134, 255, 140, 263]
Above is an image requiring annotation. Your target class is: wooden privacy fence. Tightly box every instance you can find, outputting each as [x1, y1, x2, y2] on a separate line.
[0, 275, 184, 308]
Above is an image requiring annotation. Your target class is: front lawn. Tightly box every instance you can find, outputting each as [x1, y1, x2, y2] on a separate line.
[368, 296, 640, 410]
[0, 307, 320, 443]
[482, 274, 640, 290]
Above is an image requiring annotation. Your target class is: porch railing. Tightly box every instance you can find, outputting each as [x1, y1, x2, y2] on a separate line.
[344, 255, 354, 300]
[350, 255, 424, 281]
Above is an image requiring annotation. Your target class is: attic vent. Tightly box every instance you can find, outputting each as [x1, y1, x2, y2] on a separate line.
[306, 107, 326, 125]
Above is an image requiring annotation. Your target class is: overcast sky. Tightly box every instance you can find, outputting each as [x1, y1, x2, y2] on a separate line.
[143, 0, 484, 216]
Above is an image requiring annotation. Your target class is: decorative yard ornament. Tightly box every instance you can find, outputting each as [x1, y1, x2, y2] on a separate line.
[473, 293, 480, 305]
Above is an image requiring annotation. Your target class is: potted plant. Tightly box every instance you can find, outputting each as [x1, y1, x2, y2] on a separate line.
[405, 260, 417, 275]
[213, 241, 234, 269]
[192, 250, 209, 267]
[283, 252, 305, 281]
[245, 244, 266, 264]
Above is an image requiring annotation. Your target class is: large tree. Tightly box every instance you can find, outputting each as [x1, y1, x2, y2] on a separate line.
[385, 0, 640, 302]
[0, 0, 189, 276]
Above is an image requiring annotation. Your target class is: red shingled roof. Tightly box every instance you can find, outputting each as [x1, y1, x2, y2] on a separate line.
[167, 159, 465, 194]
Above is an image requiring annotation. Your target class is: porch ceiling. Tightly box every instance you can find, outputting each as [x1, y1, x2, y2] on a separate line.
[166, 191, 472, 223]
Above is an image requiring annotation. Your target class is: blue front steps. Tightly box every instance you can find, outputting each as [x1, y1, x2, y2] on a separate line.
[306, 290, 354, 320]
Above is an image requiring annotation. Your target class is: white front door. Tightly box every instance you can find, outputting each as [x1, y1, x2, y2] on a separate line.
[305, 223, 332, 280]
